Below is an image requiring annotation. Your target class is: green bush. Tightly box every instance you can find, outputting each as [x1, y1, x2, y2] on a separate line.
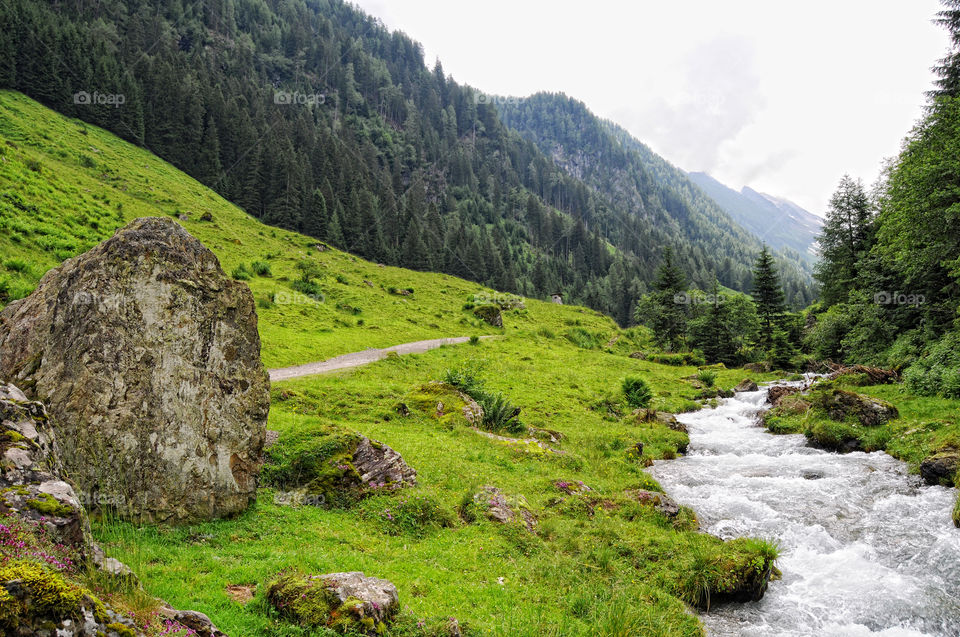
[442, 367, 484, 396]
[697, 370, 717, 388]
[360, 493, 455, 537]
[647, 352, 706, 366]
[622, 376, 653, 408]
[251, 260, 272, 277]
[231, 263, 251, 281]
[3, 259, 29, 273]
[904, 332, 960, 398]
[290, 278, 323, 298]
[477, 391, 524, 434]
[442, 366, 524, 433]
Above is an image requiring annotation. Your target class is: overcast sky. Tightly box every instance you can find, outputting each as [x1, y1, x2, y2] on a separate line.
[352, 0, 949, 215]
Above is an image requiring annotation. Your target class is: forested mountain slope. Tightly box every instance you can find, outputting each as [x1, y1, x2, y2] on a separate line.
[496, 93, 817, 308]
[0, 0, 812, 323]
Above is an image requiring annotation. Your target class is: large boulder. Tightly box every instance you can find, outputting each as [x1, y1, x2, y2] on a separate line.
[267, 570, 399, 635]
[0, 217, 270, 523]
[734, 379, 760, 392]
[472, 304, 503, 328]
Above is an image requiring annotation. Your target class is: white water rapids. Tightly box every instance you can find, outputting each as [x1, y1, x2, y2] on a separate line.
[649, 381, 960, 637]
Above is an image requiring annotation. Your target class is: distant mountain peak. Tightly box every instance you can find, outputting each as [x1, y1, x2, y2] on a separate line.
[688, 173, 822, 262]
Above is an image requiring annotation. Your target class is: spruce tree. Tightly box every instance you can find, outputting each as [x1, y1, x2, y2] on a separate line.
[644, 246, 688, 350]
[752, 246, 787, 349]
[814, 175, 873, 306]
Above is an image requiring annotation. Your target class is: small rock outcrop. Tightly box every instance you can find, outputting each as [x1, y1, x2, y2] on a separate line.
[406, 382, 483, 428]
[265, 424, 416, 509]
[469, 486, 536, 530]
[920, 451, 959, 486]
[744, 362, 771, 373]
[628, 489, 681, 518]
[267, 570, 399, 635]
[472, 304, 503, 327]
[814, 389, 898, 427]
[0, 383, 90, 552]
[0, 217, 270, 523]
[0, 561, 144, 636]
[767, 385, 800, 407]
[352, 438, 418, 489]
[734, 379, 760, 392]
[161, 608, 228, 637]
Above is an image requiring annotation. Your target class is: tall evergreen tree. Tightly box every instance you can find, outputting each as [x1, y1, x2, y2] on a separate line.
[752, 246, 787, 349]
[643, 246, 688, 350]
[814, 175, 873, 306]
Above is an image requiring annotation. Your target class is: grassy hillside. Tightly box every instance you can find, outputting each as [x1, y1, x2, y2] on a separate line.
[0, 90, 790, 636]
[1, 89, 617, 368]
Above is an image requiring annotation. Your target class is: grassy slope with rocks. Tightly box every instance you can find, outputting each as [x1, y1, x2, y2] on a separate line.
[0, 90, 789, 635]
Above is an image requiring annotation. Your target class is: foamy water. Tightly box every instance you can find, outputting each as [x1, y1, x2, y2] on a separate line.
[650, 381, 960, 636]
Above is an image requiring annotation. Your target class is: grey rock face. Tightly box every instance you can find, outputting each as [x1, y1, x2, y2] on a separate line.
[0, 217, 270, 522]
[734, 379, 760, 392]
[352, 437, 418, 489]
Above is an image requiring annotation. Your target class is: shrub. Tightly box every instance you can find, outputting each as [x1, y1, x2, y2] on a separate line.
[647, 352, 706, 366]
[443, 366, 524, 433]
[469, 335, 480, 345]
[361, 493, 455, 537]
[697, 370, 717, 388]
[230, 264, 251, 281]
[622, 376, 653, 408]
[904, 332, 960, 398]
[3, 259, 29, 273]
[443, 367, 484, 396]
[477, 392, 524, 434]
[250, 260, 272, 277]
[291, 278, 323, 298]
[565, 327, 601, 349]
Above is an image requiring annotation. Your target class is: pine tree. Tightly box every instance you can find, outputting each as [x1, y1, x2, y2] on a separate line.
[689, 278, 737, 364]
[752, 246, 787, 349]
[327, 203, 345, 248]
[814, 175, 873, 306]
[643, 247, 688, 350]
[402, 218, 431, 271]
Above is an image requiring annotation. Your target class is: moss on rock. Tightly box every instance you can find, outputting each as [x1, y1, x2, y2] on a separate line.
[0, 559, 107, 628]
[266, 569, 398, 635]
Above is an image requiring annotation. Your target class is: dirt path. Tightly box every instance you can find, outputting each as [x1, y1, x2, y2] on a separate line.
[268, 336, 495, 381]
